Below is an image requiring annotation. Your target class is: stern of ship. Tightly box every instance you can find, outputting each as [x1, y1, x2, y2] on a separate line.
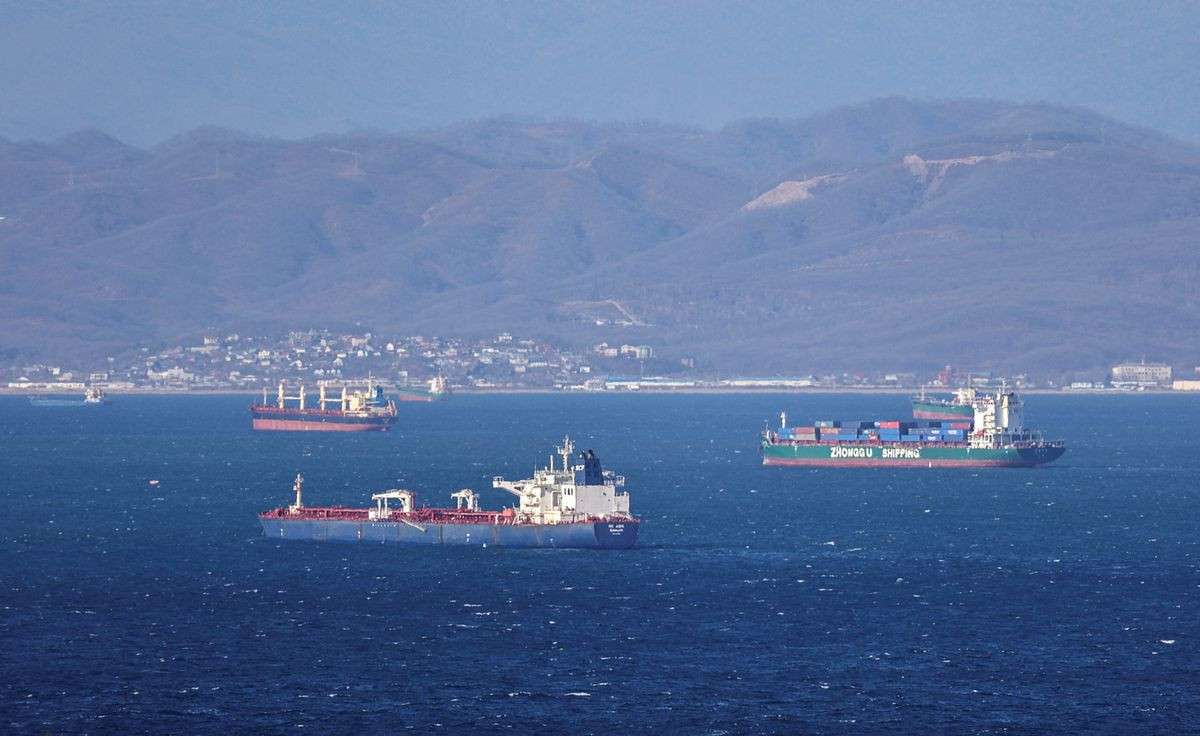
[594, 519, 639, 549]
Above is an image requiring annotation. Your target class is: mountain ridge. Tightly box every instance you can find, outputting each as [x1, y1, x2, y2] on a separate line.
[2, 99, 1198, 377]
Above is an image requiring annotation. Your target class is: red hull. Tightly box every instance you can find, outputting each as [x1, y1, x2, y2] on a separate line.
[763, 456, 1031, 468]
[251, 418, 390, 432]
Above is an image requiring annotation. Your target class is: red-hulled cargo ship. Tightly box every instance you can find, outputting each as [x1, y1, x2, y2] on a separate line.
[250, 380, 397, 431]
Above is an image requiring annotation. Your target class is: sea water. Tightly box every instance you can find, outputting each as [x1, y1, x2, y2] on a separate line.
[1, 393, 1197, 734]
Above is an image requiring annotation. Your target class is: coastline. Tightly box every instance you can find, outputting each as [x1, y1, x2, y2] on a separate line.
[1, 386, 1191, 397]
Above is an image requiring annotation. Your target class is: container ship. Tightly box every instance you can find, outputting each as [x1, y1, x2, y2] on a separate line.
[259, 437, 639, 549]
[761, 389, 1065, 468]
[910, 386, 976, 421]
[395, 376, 450, 402]
[250, 380, 397, 431]
[29, 387, 111, 407]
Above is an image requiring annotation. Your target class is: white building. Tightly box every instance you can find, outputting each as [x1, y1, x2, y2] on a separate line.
[1111, 362, 1171, 387]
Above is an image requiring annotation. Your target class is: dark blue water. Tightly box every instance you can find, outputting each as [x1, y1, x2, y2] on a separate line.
[2, 394, 1198, 734]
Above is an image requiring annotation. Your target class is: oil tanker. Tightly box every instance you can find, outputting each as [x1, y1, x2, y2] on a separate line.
[250, 380, 396, 431]
[761, 389, 1065, 468]
[259, 437, 639, 549]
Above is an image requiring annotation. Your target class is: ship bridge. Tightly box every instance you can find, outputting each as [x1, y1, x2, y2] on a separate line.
[492, 436, 632, 524]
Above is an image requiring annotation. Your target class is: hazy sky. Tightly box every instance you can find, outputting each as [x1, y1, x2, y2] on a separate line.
[2, 0, 1199, 146]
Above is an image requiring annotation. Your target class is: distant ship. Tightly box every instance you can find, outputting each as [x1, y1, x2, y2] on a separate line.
[259, 437, 639, 548]
[395, 376, 450, 402]
[29, 387, 111, 407]
[250, 380, 397, 431]
[910, 386, 976, 420]
[761, 389, 1065, 468]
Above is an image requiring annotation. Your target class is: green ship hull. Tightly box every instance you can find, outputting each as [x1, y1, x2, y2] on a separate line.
[761, 440, 1065, 468]
[395, 387, 450, 402]
[910, 399, 974, 421]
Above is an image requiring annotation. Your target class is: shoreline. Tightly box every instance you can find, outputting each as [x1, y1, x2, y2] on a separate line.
[1, 387, 1192, 397]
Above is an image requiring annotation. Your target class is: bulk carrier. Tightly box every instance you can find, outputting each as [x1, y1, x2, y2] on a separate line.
[761, 389, 1065, 468]
[250, 380, 397, 431]
[259, 437, 639, 549]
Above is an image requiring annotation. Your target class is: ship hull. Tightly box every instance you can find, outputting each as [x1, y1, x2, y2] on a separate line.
[250, 407, 395, 432]
[910, 401, 974, 421]
[259, 517, 638, 549]
[250, 418, 390, 432]
[762, 442, 1065, 468]
[395, 389, 449, 402]
[30, 400, 108, 407]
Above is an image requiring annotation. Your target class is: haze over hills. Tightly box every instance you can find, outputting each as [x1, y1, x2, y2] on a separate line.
[2, 98, 1199, 377]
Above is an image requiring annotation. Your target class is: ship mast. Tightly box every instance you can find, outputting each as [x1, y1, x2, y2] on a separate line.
[291, 473, 304, 511]
[557, 436, 574, 478]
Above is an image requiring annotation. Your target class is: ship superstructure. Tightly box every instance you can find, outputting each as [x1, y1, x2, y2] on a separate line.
[762, 389, 1065, 468]
[259, 437, 639, 548]
[250, 378, 397, 431]
[491, 436, 632, 525]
